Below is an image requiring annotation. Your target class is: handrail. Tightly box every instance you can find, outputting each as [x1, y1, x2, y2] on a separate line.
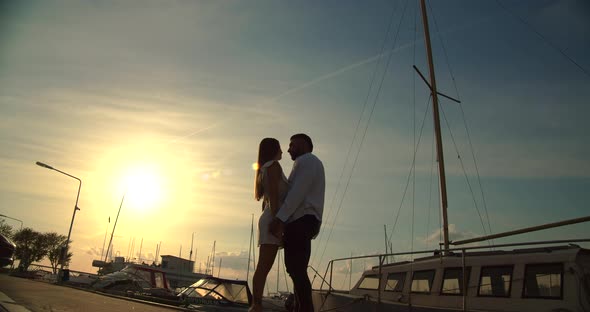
[315, 238, 590, 294]
[309, 265, 333, 292]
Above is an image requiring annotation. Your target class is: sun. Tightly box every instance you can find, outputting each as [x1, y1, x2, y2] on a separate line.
[94, 137, 195, 220]
[121, 165, 164, 211]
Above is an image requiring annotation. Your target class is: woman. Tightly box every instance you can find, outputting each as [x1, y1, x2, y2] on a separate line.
[250, 138, 289, 312]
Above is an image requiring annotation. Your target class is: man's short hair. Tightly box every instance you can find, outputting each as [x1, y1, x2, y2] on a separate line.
[291, 133, 313, 151]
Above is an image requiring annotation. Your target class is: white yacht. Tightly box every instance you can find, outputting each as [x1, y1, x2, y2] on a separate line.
[313, 243, 590, 311]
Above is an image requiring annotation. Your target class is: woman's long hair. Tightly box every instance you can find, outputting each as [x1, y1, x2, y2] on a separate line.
[255, 138, 280, 201]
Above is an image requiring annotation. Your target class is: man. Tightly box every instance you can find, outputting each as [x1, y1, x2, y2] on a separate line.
[270, 133, 325, 312]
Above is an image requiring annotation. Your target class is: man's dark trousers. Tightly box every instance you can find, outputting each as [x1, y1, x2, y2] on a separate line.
[284, 215, 320, 312]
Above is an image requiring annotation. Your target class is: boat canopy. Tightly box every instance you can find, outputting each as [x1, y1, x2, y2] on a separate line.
[92, 264, 168, 290]
[178, 276, 251, 306]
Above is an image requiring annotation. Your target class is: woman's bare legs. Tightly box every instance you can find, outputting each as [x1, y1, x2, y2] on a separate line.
[249, 244, 279, 312]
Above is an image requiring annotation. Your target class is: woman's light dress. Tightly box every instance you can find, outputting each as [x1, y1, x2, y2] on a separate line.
[258, 160, 289, 246]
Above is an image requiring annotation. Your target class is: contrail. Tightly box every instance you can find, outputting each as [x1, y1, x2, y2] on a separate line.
[163, 118, 231, 146]
[167, 41, 420, 144]
[267, 10, 493, 106]
[269, 42, 416, 104]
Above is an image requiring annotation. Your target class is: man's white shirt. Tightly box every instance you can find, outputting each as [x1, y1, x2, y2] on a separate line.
[275, 153, 325, 224]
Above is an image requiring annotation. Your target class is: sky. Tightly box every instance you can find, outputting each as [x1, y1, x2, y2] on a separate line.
[1, 0, 589, 293]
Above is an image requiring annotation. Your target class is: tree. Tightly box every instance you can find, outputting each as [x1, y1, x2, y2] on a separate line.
[45, 232, 72, 274]
[0, 219, 13, 238]
[12, 228, 49, 272]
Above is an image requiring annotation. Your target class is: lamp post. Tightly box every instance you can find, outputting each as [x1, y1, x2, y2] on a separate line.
[0, 214, 23, 230]
[36, 161, 81, 282]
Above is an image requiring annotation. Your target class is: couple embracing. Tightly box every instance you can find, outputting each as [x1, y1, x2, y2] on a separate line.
[251, 133, 325, 312]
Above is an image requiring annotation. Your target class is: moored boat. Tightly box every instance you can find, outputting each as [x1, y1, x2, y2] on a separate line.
[313, 242, 590, 311]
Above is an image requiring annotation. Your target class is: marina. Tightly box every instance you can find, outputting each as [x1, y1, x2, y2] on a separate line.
[1, 1, 589, 311]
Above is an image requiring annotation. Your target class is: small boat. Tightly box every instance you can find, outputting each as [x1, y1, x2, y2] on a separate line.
[91, 264, 176, 300]
[93, 254, 209, 289]
[178, 276, 252, 311]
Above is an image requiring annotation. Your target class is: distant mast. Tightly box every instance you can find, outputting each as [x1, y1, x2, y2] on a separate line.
[247, 214, 254, 283]
[419, 0, 450, 252]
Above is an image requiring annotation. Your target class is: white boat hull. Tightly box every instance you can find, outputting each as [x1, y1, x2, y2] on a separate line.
[312, 245, 590, 312]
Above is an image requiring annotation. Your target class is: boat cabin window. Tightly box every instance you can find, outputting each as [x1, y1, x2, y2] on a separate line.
[384, 272, 405, 292]
[154, 272, 165, 288]
[184, 280, 223, 300]
[358, 274, 380, 290]
[411, 270, 435, 294]
[217, 283, 250, 304]
[135, 269, 152, 285]
[478, 266, 513, 297]
[523, 263, 563, 299]
[441, 267, 471, 295]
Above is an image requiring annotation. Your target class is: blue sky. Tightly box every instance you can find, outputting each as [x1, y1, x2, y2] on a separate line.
[1, 0, 589, 291]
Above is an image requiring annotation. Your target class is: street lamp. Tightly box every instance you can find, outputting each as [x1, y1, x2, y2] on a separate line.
[36, 161, 82, 282]
[0, 214, 23, 230]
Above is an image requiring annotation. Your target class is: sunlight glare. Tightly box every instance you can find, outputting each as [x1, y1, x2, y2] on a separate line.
[121, 165, 164, 211]
[94, 137, 199, 233]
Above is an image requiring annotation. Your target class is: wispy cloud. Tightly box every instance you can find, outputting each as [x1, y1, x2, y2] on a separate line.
[420, 224, 480, 246]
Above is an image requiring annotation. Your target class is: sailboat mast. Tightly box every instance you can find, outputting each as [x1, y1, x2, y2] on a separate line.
[246, 214, 254, 282]
[276, 251, 280, 293]
[138, 237, 143, 263]
[419, 0, 450, 252]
